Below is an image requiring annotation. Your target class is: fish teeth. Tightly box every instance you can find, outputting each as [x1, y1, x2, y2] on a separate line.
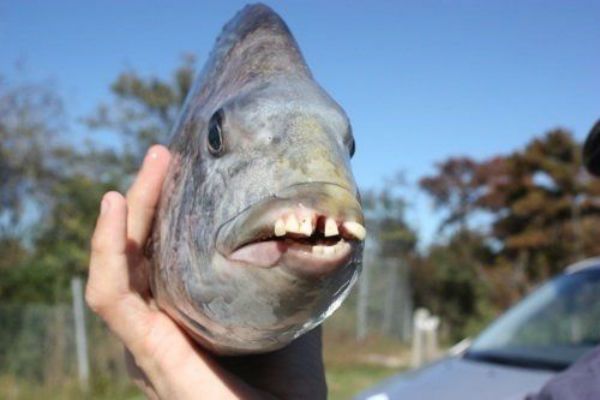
[343, 221, 366, 241]
[300, 217, 313, 236]
[322, 246, 335, 256]
[274, 218, 286, 237]
[285, 215, 301, 234]
[312, 245, 324, 255]
[324, 218, 338, 237]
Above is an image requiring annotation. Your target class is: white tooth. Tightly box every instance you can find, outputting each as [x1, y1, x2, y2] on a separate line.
[343, 221, 366, 240]
[323, 246, 335, 256]
[300, 217, 313, 236]
[332, 242, 340, 253]
[312, 245, 324, 255]
[324, 218, 339, 237]
[274, 219, 286, 237]
[285, 215, 301, 233]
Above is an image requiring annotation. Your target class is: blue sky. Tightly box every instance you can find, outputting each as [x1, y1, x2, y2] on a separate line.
[2, 1, 599, 244]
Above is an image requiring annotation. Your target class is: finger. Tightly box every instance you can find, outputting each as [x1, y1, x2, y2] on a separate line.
[86, 192, 152, 345]
[87, 191, 129, 301]
[126, 145, 171, 249]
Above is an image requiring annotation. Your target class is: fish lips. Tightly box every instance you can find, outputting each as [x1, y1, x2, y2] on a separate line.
[215, 182, 364, 279]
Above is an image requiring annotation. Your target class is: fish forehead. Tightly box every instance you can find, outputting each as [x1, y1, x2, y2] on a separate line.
[187, 4, 311, 115]
[178, 5, 356, 225]
[229, 78, 349, 128]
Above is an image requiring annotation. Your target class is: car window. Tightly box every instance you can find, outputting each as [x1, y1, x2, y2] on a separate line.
[466, 268, 600, 370]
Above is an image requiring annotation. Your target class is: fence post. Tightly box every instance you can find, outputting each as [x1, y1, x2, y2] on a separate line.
[411, 308, 428, 367]
[71, 276, 90, 392]
[398, 260, 413, 341]
[356, 256, 370, 341]
[423, 315, 440, 361]
[411, 308, 440, 368]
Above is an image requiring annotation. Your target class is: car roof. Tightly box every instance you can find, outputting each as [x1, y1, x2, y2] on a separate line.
[565, 257, 600, 274]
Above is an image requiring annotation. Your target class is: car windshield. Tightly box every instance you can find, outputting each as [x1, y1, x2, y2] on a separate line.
[466, 267, 600, 371]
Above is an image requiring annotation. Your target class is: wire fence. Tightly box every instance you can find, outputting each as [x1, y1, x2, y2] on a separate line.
[0, 300, 133, 400]
[0, 256, 419, 399]
[328, 252, 414, 342]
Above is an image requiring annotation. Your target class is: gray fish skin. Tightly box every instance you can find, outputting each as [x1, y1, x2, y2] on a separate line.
[151, 3, 364, 355]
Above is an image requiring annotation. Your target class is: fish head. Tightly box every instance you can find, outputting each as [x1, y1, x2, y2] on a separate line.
[152, 3, 364, 354]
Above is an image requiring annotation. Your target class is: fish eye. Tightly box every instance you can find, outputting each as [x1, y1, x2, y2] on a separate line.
[207, 109, 225, 156]
[349, 138, 356, 158]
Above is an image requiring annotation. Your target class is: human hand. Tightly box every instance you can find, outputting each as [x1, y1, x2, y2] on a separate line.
[86, 145, 327, 399]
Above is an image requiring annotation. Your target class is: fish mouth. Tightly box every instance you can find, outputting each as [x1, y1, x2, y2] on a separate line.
[216, 182, 365, 278]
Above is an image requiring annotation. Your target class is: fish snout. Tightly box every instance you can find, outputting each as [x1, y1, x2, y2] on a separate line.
[217, 182, 364, 279]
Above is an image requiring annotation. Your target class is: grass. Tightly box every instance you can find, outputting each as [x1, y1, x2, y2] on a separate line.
[0, 316, 412, 400]
[1, 333, 411, 400]
[323, 328, 410, 399]
[0, 375, 141, 400]
[326, 364, 400, 400]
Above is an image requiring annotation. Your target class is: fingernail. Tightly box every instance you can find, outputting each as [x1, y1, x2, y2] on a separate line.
[100, 197, 111, 215]
[147, 147, 159, 161]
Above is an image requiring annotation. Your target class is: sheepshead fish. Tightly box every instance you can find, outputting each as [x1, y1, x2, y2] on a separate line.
[151, 3, 365, 355]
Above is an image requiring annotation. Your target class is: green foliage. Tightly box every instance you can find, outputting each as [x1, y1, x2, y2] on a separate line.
[0, 75, 64, 229]
[85, 55, 196, 171]
[363, 176, 417, 259]
[0, 58, 195, 304]
[0, 173, 118, 303]
[411, 230, 494, 341]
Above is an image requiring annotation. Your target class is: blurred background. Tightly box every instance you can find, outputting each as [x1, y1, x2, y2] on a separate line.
[1, 1, 599, 399]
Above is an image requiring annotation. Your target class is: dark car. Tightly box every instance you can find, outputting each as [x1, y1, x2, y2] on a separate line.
[356, 257, 600, 400]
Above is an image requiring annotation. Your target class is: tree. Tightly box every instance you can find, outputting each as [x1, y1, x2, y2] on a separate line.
[418, 129, 600, 339]
[360, 177, 418, 339]
[85, 55, 196, 172]
[363, 180, 417, 260]
[412, 229, 495, 341]
[419, 157, 482, 232]
[0, 73, 66, 300]
[479, 130, 600, 282]
[0, 75, 64, 233]
[0, 56, 196, 303]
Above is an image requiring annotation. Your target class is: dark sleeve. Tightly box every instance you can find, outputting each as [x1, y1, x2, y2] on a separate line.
[525, 347, 600, 400]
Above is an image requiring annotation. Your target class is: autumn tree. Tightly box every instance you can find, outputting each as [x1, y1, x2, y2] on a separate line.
[479, 130, 600, 283]
[419, 157, 483, 232]
[418, 129, 600, 338]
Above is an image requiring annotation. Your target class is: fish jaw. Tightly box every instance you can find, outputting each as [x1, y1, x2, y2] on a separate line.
[216, 182, 364, 279]
[169, 249, 362, 355]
